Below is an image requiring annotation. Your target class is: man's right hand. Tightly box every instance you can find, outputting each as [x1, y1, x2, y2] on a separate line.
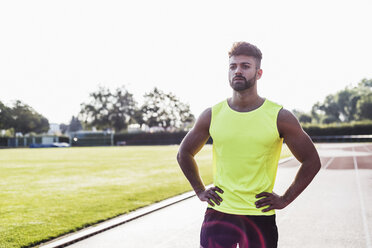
[196, 186, 224, 206]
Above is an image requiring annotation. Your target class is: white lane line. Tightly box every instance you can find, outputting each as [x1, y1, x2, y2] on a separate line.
[352, 146, 372, 248]
[323, 157, 335, 170]
[277, 155, 330, 225]
[278, 157, 328, 225]
[364, 146, 372, 152]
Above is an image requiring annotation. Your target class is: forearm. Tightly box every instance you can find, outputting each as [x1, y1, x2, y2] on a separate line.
[177, 151, 206, 194]
[282, 157, 321, 205]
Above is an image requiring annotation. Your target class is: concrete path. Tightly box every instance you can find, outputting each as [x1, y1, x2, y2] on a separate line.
[45, 143, 372, 248]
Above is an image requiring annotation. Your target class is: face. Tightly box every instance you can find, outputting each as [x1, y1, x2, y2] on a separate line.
[229, 55, 262, 92]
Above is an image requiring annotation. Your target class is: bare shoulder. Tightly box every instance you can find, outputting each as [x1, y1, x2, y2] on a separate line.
[179, 107, 211, 155]
[193, 107, 212, 132]
[277, 108, 320, 164]
[277, 108, 302, 137]
[278, 108, 300, 124]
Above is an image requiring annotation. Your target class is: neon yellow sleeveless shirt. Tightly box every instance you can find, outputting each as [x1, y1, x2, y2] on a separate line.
[209, 99, 283, 215]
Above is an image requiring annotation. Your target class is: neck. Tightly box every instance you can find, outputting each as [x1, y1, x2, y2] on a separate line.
[229, 86, 264, 112]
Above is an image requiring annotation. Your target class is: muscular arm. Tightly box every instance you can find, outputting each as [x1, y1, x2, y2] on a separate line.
[177, 108, 223, 206]
[255, 108, 321, 212]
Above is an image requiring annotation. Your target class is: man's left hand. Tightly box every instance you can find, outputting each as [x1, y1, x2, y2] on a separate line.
[255, 192, 288, 212]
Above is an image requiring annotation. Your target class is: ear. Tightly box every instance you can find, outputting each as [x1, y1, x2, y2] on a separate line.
[256, 69, 263, 80]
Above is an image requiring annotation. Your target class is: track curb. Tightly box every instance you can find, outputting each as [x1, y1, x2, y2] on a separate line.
[38, 156, 294, 248]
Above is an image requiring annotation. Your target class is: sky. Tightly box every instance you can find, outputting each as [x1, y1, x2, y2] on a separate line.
[1, 0, 371, 124]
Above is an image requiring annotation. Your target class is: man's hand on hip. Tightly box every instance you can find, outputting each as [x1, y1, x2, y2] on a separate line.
[197, 186, 224, 207]
[255, 192, 288, 212]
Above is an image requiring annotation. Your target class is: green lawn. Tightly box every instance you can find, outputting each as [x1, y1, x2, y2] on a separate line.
[0, 145, 292, 248]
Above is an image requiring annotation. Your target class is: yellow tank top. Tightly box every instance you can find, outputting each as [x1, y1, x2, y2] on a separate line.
[209, 98, 283, 215]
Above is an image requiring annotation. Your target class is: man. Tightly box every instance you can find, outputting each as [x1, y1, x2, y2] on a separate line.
[177, 42, 321, 248]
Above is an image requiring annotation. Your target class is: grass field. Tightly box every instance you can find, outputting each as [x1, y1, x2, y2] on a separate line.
[0, 145, 292, 248]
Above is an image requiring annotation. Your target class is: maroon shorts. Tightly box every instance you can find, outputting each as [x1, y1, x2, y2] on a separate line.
[200, 208, 278, 248]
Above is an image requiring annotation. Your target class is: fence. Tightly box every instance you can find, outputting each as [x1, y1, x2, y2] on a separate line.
[310, 135, 372, 143]
[1, 136, 69, 148]
[1, 133, 371, 148]
[114, 132, 213, 145]
[69, 131, 114, 146]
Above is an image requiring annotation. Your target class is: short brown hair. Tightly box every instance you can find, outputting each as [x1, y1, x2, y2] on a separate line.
[228, 42, 262, 68]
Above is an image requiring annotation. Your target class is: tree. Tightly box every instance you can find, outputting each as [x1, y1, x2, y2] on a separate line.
[80, 86, 137, 132]
[317, 94, 341, 122]
[299, 114, 312, 123]
[358, 78, 372, 88]
[322, 115, 339, 124]
[357, 93, 372, 120]
[335, 88, 360, 122]
[141, 87, 194, 129]
[310, 103, 322, 123]
[68, 116, 83, 132]
[310, 78, 372, 123]
[80, 86, 111, 130]
[292, 109, 312, 123]
[10, 100, 49, 134]
[0, 100, 12, 130]
[108, 87, 137, 131]
[60, 123, 69, 134]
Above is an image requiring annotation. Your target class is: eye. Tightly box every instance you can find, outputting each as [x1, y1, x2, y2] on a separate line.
[229, 65, 236, 70]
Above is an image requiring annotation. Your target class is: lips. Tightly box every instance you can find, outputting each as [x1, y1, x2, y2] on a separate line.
[233, 77, 245, 82]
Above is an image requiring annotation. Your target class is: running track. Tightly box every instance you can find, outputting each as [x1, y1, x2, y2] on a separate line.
[275, 143, 372, 248]
[43, 143, 372, 248]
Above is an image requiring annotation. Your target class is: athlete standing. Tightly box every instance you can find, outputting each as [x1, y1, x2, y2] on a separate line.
[177, 42, 321, 248]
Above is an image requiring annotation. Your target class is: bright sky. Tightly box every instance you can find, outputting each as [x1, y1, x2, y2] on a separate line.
[1, 0, 371, 124]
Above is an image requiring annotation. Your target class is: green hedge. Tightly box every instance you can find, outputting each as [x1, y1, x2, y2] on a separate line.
[2, 122, 371, 148]
[302, 121, 372, 136]
[114, 131, 213, 145]
[0, 137, 7, 147]
[114, 132, 187, 145]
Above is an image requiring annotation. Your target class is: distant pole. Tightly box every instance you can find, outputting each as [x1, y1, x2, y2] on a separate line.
[111, 132, 114, 146]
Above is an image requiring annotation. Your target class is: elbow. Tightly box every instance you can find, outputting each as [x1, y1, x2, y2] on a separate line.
[176, 150, 182, 164]
[177, 147, 192, 165]
[308, 148, 321, 172]
[315, 159, 321, 173]
[311, 154, 321, 174]
[177, 148, 185, 164]
[302, 153, 321, 174]
[314, 151, 322, 171]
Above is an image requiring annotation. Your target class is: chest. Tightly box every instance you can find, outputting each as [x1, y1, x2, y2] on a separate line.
[210, 109, 280, 152]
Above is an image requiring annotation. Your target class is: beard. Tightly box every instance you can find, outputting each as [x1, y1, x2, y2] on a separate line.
[230, 75, 256, 92]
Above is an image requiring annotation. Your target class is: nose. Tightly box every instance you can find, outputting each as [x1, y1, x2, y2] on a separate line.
[234, 66, 242, 75]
